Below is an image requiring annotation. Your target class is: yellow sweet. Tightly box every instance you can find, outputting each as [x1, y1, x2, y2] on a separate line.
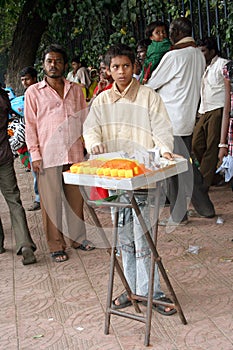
[77, 166, 84, 174]
[96, 168, 104, 176]
[125, 169, 133, 178]
[110, 169, 118, 177]
[118, 169, 125, 177]
[70, 165, 78, 173]
[103, 168, 111, 176]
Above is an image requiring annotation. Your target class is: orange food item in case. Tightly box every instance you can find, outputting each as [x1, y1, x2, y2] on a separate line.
[70, 158, 150, 178]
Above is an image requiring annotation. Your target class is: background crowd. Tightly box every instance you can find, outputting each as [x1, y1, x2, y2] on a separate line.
[0, 17, 232, 316]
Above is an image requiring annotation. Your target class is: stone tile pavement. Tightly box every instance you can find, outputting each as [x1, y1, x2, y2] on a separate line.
[0, 158, 233, 350]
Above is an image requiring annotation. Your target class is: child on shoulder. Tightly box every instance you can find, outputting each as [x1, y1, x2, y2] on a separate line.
[140, 20, 171, 85]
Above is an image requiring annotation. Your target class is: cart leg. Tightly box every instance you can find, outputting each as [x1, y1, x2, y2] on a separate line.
[105, 208, 119, 334]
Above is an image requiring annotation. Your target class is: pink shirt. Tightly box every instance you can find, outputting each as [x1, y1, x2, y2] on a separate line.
[25, 78, 87, 168]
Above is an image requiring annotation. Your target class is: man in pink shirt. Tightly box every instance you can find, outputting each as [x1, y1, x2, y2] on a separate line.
[25, 44, 94, 263]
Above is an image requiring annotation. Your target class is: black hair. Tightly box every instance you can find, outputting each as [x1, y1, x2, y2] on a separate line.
[170, 17, 193, 37]
[196, 36, 220, 56]
[71, 56, 81, 64]
[104, 44, 135, 67]
[19, 66, 37, 78]
[42, 44, 68, 65]
[136, 39, 151, 50]
[145, 20, 169, 38]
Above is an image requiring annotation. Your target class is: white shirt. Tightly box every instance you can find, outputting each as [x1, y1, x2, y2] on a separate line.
[198, 56, 229, 114]
[66, 71, 80, 83]
[146, 41, 206, 136]
[67, 67, 91, 88]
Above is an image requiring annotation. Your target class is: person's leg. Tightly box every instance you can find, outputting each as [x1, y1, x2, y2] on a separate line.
[192, 114, 206, 164]
[0, 218, 5, 253]
[166, 136, 193, 223]
[38, 166, 66, 255]
[190, 134, 216, 217]
[133, 193, 164, 299]
[117, 197, 136, 294]
[191, 161, 215, 217]
[0, 161, 36, 255]
[27, 154, 40, 210]
[198, 109, 223, 187]
[33, 173, 40, 203]
[63, 182, 88, 248]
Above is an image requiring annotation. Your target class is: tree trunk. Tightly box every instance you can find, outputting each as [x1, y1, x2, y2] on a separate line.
[5, 0, 57, 95]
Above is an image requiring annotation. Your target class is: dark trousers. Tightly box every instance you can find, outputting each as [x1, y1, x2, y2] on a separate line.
[166, 136, 215, 221]
[0, 161, 36, 254]
[192, 108, 223, 187]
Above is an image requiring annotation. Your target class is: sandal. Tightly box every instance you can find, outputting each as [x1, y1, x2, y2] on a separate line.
[112, 292, 132, 310]
[155, 297, 177, 316]
[142, 296, 177, 316]
[77, 239, 95, 251]
[51, 250, 68, 263]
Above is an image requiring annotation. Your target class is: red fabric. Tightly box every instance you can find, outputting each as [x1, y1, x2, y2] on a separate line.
[90, 187, 108, 200]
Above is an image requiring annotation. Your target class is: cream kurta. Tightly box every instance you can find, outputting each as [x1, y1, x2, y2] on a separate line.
[83, 78, 173, 156]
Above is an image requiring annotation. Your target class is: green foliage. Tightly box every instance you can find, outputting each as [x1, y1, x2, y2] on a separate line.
[1, 0, 233, 80]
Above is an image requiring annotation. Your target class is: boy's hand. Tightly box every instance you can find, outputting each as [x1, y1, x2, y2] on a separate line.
[91, 143, 107, 155]
[162, 152, 183, 160]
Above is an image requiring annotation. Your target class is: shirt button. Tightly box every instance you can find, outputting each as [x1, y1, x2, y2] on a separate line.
[58, 127, 62, 132]
[56, 102, 60, 107]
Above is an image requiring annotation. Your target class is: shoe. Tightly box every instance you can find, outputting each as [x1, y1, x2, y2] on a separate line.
[22, 247, 37, 265]
[0, 246, 6, 254]
[27, 201, 40, 211]
[159, 218, 188, 226]
[51, 250, 68, 263]
[188, 209, 215, 218]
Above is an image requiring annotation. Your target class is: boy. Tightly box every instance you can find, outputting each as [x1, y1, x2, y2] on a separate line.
[83, 44, 176, 315]
[19, 66, 41, 211]
[140, 20, 171, 84]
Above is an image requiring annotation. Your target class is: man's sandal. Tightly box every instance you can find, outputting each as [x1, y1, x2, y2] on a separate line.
[51, 250, 68, 263]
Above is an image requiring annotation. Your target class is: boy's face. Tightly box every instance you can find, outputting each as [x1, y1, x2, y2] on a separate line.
[198, 46, 215, 65]
[136, 45, 147, 64]
[21, 74, 37, 90]
[150, 26, 167, 42]
[99, 61, 111, 80]
[71, 61, 80, 73]
[107, 55, 133, 92]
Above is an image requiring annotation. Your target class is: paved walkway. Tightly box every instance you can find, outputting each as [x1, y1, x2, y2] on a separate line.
[0, 158, 233, 350]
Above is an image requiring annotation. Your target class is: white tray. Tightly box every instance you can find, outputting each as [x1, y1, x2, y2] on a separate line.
[63, 158, 188, 191]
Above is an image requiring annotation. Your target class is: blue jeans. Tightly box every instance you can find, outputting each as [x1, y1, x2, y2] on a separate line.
[29, 154, 40, 203]
[112, 191, 165, 299]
